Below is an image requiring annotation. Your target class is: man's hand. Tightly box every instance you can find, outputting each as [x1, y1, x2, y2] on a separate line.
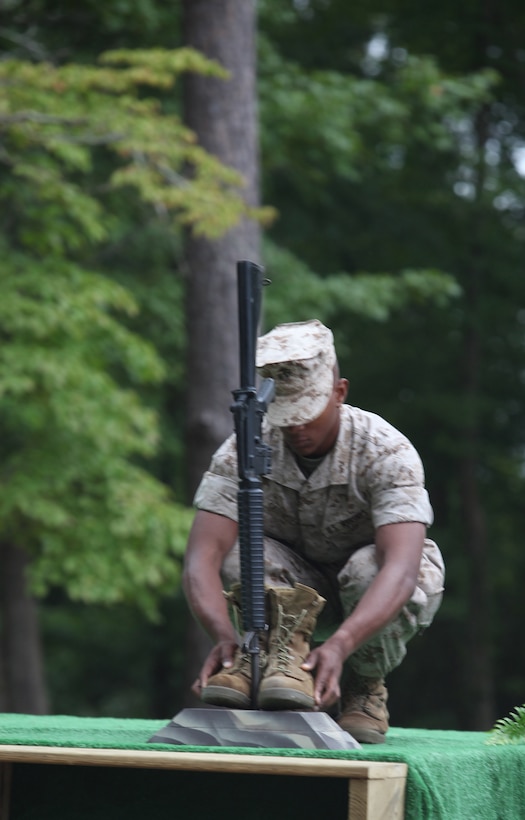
[191, 639, 239, 697]
[302, 636, 347, 708]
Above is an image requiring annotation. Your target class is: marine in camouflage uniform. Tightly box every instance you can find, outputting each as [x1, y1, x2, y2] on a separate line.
[183, 320, 445, 743]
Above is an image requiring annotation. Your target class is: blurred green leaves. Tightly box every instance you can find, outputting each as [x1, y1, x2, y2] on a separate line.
[0, 246, 194, 615]
[263, 241, 461, 329]
[0, 46, 262, 614]
[0, 48, 270, 242]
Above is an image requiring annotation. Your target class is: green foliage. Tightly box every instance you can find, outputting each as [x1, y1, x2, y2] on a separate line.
[487, 705, 525, 745]
[0, 0, 183, 60]
[0, 48, 271, 240]
[41, 596, 189, 717]
[259, 36, 500, 276]
[0, 45, 269, 613]
[0, 244, 195, 615]
[263, 241, 461, 325]
[260, 38, 497, 182]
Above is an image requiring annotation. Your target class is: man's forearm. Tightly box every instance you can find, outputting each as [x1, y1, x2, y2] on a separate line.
[182, 510, 240, 645]
[335, 565, 417, 658]
[329, 520, 426, 659]
[183, 567, 238, 644]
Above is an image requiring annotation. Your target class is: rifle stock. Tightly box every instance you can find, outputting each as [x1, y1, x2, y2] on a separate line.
[231, 260, 274, 707]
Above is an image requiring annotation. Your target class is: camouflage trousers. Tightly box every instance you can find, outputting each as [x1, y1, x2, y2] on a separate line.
[221, 537, 445, 679]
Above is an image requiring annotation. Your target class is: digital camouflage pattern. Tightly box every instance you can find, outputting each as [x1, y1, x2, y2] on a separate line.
[194, 403, 434, 562]
[222, 537, 444, 678]
[194, 402, 445, 679]
[256, 319, 336, 427]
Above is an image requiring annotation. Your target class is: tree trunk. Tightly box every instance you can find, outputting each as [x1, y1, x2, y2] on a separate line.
[0, 542, 49, 713]
[182, 0, 262, 498]
[181, 0, 262, 704]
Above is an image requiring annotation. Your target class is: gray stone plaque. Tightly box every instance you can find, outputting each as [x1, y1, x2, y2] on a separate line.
[148, 708, 360, 750]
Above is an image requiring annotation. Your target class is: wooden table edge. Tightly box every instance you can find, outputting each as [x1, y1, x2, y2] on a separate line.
[0, 745, 407, 780]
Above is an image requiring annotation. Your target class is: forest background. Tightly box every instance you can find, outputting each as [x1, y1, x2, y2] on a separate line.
[1, 0, 525, 732]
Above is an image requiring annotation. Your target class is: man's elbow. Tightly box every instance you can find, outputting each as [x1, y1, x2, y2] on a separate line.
[399, 569, 419, 605]
[182, 548, 201, 598]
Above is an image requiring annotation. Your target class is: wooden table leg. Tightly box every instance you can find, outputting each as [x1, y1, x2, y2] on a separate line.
[0, 761, 12, 820]
[349, 773, 406, 820]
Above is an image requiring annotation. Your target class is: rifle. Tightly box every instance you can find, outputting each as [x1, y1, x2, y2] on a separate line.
[230, 260, 274, 708]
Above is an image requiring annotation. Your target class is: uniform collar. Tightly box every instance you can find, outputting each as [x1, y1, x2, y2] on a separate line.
[266, 405, 351, 489]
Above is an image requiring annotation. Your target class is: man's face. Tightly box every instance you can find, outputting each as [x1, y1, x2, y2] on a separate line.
[281, 378, 348, 458]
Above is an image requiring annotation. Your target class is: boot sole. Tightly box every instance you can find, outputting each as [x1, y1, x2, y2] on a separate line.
[201, 685, 251, 709]
[258, 687, 314, 711]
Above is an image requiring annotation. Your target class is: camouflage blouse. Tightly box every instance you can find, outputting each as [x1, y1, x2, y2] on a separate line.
[194, 404, 433, 566]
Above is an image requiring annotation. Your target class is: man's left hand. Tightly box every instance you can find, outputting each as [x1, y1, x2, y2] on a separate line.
[302, 637, 346, 708]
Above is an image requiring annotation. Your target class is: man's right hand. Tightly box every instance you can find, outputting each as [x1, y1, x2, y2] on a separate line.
[191, 638, 239, 697]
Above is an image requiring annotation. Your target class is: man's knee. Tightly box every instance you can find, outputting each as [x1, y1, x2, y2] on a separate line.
[221, 536, 326, 591]
[221, 541, 241, 589]
[338, 544, 378, 608]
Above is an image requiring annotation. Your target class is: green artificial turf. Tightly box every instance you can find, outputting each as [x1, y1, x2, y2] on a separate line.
[1, 713, 524, 820]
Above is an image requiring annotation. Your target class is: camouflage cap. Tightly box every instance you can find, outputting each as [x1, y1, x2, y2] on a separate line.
[256, 320, 336, 427]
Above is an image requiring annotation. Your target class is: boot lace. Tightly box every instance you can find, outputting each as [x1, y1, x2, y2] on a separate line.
[230, 647, 267, 676]
[271, 605, 307, 672]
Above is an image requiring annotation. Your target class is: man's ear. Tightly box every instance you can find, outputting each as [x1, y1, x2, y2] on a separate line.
[336, 378, 349, 404]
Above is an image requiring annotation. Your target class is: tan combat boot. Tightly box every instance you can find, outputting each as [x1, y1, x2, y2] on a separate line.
[258, 584, 325, 710]
[337, 673, 389, 744]
[201, 585, 264, 709]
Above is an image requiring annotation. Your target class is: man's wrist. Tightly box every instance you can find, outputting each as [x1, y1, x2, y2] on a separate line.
[324, 628, 356, 662]
[214, 626, 238, 645]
